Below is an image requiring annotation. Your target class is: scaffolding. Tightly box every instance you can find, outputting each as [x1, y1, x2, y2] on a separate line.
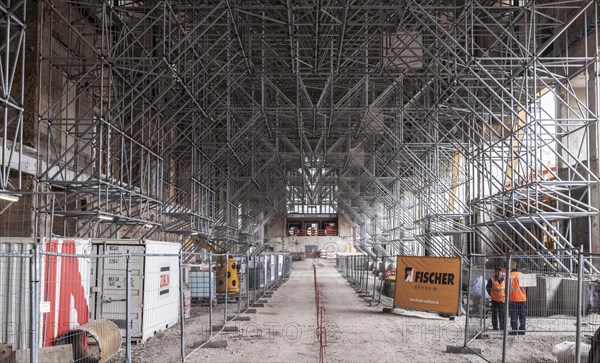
[0, 0, 26, 197]
[0, 1, 595, 268]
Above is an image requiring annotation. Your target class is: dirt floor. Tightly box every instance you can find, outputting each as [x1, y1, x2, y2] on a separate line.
[185, 259, 483, 363]
[186, 258, 319, 362]
[110, 258, 591, 362]
[108, 283, 265, 362]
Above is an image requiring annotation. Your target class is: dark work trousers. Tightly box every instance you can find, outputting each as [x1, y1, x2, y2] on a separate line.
[509, 301, 527, 334]
[491, 300, 505, 330]
[588, 325, 600, 363]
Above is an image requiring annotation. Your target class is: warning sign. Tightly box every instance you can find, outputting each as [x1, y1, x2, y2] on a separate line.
[160, 266, 170, 295]
[393, 256, 461, 315]
[160, 273, 170, 288]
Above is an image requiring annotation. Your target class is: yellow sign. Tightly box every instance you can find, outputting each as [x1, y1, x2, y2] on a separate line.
[393, 256, 461, 315]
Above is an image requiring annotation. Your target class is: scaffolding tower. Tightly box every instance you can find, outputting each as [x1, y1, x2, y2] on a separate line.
[0, 1, 597, 269]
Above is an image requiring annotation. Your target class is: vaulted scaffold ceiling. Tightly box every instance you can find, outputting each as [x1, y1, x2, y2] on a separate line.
[1, 0, 599, 262]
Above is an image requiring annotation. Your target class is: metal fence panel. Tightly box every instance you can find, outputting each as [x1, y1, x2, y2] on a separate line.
[336, 249, 595, 362]
[0, 238, 35, 352]
[463, 249, 590, 363]
[90, 242, 144, 340]
[0, 243, 296, 363]
[141, 242, 181, 342]
[40, 238, 92, 348]
[179, 252, 291, 362]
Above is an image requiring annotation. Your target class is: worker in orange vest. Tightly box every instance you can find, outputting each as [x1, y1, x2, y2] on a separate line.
[508, 265, 527, 335]
[486, 266, 505, 330]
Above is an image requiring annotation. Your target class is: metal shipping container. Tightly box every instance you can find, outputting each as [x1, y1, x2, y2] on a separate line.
[0, 238, 36, 351]
[90, 239, 180, 343]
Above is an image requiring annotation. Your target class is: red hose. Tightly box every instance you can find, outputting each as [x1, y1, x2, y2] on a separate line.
[313, 264, 327, 363]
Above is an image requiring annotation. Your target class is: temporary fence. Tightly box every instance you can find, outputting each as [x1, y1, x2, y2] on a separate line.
[180, 252, 291, 362]
[336, 253, 395, 306]
[464, 248, 597, 363]
[0, 237, 292, 363]
[313, 263, 327, 363]
[337, 249, 600, 363]
[0, 238, 37, 363]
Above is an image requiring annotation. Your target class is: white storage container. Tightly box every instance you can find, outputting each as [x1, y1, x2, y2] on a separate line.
[90, 239, 181, 343]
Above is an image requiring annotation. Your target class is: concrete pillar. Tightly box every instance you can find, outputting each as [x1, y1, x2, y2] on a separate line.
[24, 2, 41, 147]
[587, 59, 600, 253]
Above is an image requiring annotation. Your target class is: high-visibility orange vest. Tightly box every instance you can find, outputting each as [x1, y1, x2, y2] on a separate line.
[489, 277, 505, 302]
[509, 271, 527, 302]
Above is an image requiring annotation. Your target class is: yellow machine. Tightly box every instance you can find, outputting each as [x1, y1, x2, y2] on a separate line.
[184, 235, 240, 295]
[216, 256, 239, 294]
